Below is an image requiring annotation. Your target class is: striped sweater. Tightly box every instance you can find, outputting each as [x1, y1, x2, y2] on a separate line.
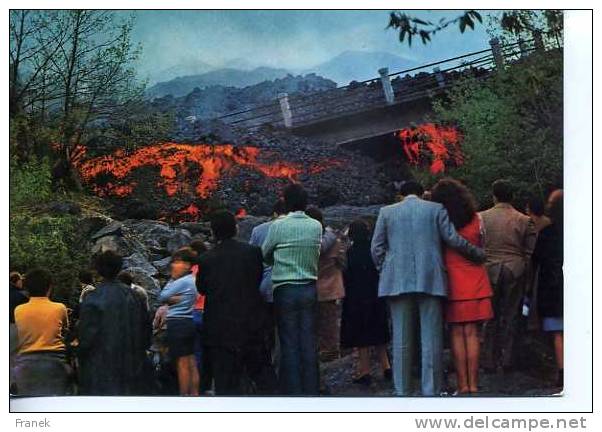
[262, 211, 322, 290]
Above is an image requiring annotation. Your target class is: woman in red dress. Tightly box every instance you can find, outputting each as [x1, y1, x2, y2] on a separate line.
[431, 178, 493, 394]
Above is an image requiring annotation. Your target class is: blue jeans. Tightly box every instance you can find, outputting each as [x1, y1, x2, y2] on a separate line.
[273, 282, 319, 395]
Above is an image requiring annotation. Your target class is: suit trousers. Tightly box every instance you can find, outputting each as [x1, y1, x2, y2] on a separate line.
[483, 263, 525, 370]
[388, 293, 443, 396]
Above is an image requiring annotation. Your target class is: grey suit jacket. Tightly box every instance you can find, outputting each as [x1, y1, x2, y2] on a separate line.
[371, 195, 485, 298]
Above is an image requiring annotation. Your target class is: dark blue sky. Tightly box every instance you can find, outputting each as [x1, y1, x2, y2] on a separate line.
[128, 10, 500, 78]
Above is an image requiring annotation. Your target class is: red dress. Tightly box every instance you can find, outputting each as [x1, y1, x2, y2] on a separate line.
[444, 215, 494, 323]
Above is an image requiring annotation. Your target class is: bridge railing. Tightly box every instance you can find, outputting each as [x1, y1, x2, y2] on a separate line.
[216, 31, 562, 130]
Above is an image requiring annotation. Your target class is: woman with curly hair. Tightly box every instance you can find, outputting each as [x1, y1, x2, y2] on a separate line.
[431, 178, 493, 395]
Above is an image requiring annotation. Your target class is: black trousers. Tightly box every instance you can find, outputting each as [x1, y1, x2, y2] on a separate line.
[208, 343, 277, 396]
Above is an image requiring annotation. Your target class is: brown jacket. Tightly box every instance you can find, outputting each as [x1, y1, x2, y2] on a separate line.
[479, 202, 537, 282]
[317, 229, 347, 302]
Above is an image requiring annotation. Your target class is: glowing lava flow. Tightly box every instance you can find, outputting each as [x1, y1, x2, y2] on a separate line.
[75, 142, 309, 199]
[396, 123, 463, 174]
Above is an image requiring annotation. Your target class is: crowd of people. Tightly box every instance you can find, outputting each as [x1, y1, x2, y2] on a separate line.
[8, 178, 564, 397]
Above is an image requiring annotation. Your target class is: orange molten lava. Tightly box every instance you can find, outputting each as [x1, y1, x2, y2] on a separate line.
[75, 142, 307, 199]
[396, 123, 463, 174]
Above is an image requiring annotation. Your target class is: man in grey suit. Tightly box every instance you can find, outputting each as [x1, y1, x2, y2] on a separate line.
[371, 181, 485, 396]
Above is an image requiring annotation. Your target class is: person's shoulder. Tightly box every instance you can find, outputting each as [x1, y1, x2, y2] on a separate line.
[479, 206, 494, 215]
[539, 222, 561, 238]
[420, 199, 443, 211]
[234, 238, 259, 252]
[512, 207, 530, 222]
[380, 202, 400, 212]
[181, 273, 196, 285]
[245, 243, 264, 262]
[49, 299, 68, 310]
[14, 301, 29, 315]
[306, 217, 323, 232]
[254, 220, 273, 231]
[264, 216, 286, 234]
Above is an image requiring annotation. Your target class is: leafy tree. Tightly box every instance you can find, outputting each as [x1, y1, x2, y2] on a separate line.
[388, 10, 563, 208]
[9, 10, 146, 189]
[387, 10, 562, 46]
[431, 49, 563, 208]
[388, 10, 483, 46]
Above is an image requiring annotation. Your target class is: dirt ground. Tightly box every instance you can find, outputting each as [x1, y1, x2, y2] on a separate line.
[320, 331, 562, 397]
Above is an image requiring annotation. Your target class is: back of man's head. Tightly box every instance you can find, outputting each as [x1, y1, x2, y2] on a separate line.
[24, 268, 52, 297]
[399, 180, 424, 197]
[117, 270, 133, 286]
[283, 183, 308, 212]
[189, 239, 207, 257]
[10, 271, 22, 285]
[272, 198, 287, 216]
[492, 179, 514, 203]
[79, 269, 94, 285]
[94, 250, 123, 280]
[210, 210, 237, 241]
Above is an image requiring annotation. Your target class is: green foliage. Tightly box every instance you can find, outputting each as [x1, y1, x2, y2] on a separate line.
[9, 154, 52, 209]
[10, 151, 91, 305]
[431, 51, 563, 209]
[388, 10, 482, 46]
[388, 10, 562, 47]
[10, 212, 91, 305]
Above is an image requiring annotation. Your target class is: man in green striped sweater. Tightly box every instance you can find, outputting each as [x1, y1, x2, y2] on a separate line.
[262, 184, 322, 395]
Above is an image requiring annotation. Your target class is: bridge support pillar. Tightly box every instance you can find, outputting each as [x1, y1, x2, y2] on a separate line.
[489, 37, 504, 70]
[532, 30, 545, 51]
[518, 37, 528, 57]
[278, 92, 293, 128]
[433, 67, 445, 87]
[378, 67, 395, 104]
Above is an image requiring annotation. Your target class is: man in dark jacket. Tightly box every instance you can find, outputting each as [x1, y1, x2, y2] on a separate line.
[196, 210, 276, 395]
[78, 251, 152, 395]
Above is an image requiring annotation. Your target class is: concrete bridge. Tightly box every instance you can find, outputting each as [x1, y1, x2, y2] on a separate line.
[215, 34, 561, 146]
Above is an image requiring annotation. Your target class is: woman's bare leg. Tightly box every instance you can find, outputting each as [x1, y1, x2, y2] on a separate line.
[464, 323, 480, 393]
[376, 344, 391, 372]
[176, 356, 191, 395]
[553, 332, 564, 370]
[450, 324, 469, 393]
[356, 347, 371, 377]
[189, 355, 200, 396]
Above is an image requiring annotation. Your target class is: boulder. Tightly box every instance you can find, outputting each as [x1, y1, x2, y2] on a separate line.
[48, 201, 82, 215]
[178, 222, 211, 236]
[236, 215, 269, 243]
[91, 235, 134, 256]
[152, 256, 172, 277]
[125, 267, 162, 309]
[91, 221, 124, 240]
[122, 252, 158, 277]
[124, 219, 170, 241]
[166, 229, 193, 254]
[79, 215, 112, 238]
[321, 204, 383, 230]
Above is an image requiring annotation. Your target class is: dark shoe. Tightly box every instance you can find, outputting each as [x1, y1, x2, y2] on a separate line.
[383, 368, 392, 381]
[352, 374, 372, 386]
